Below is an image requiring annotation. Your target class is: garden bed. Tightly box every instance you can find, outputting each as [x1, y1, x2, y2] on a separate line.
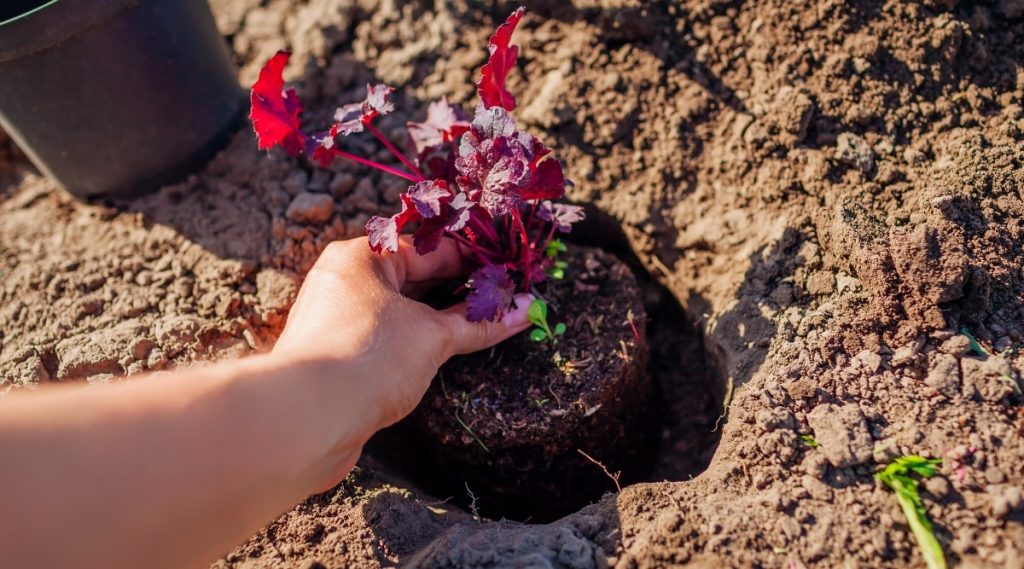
[2, 0, 1023, 567]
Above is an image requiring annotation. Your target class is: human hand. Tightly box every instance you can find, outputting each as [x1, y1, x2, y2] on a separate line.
[272, 237, 533, 465]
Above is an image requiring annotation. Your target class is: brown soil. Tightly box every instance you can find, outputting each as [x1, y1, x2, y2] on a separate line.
[402, 246, 651, 522]
[2, 0, 1024, 567]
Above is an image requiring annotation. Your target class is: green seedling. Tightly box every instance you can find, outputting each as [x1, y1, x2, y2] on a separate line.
[528, 299, 567, 343]
[959, 327, 1022, 395]
[875, 455, 946, 569]
[546, 238, 569, 280]
[800, 435, 820, 448]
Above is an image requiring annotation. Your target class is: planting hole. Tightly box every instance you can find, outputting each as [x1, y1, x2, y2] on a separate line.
[366, 212, 726, 522]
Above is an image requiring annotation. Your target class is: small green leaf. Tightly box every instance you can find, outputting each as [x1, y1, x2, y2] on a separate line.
[959, 327, 990, 357]
[800, 435, 820, 448]
[527, 299, 548, 327]
[530, 328, 548, 342]
[546, 238, 567, 258]
[554, 322, 567, 336]
[549, 266, 565, 280]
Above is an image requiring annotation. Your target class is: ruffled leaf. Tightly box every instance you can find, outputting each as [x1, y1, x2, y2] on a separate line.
[329, 83, 396, 137]
[477, 7, 525, 111]
[406, 180, 453, 218]
[411, 192, 474, 255]
[538, 200, 585, 233]
[365, 197, 419, 253]
[250, 51, 305, 155]
[466, 264, 515, 322]
[455, 106, 533, 216]
[407, 97, 471, 156]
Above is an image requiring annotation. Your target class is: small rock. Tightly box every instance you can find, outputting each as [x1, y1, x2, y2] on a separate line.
[873, 441, 900, 464]
[836, 133, 875, 175]
[994, 336, 1012, 353]
[853, 350, 882, 373]
[330, 172, 357, 198]
[991, 485, 1022, 518]
[924, 476, 950, 499]
[256, 269, 299, 313]
[891, 343, 920, 367]
[155, 315, 203, 359]
[130, 338, 156, 361]
[286, 192, 335, 225]
[801, 474, 834, 501]
[755, 407, 796, 432]
[940, 335, 972, 356]
[282, 170, 309, 195]
[984, 466, 1006, 485]
[926, 353, 961, 397]
[807, 403, 874, 468]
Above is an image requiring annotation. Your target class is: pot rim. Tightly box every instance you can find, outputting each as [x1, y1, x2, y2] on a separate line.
[0, 0, 139, 64]
[0, 0, 60, 27]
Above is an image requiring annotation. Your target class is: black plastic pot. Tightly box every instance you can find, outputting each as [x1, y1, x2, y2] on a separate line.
[0, 0, 244, 198]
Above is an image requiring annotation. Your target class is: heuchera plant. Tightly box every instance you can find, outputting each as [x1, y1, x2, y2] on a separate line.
[250, 7, 584, 322]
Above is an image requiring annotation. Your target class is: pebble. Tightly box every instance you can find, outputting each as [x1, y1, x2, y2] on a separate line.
[984, 466, 1006, 485]
[286, 192, 335, 225]
[940, 334, 972, 356]
[926, 353, 961, 397]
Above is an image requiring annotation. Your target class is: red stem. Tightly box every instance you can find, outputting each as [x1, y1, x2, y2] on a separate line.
[366, 122, 425, 179]
[511, 209, 532, 290]
[328, 147, 420, 182]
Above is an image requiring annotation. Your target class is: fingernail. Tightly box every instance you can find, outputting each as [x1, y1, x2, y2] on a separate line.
[502, 293, 535, 328]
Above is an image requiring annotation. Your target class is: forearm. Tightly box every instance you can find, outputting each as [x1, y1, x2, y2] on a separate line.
[0, 354, 368, 569]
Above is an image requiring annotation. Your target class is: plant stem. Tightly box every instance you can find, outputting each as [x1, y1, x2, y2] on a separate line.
[326, 147, 420, 182]
[512, 209, 532, 289]
[366, 122, 425, 179]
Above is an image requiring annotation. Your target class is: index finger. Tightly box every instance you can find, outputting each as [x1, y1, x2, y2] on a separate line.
[396, 237, 468, 286]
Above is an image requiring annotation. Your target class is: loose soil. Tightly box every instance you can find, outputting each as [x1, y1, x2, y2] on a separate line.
[1, 0, 1023, 567]
[398, 246, 652, 522]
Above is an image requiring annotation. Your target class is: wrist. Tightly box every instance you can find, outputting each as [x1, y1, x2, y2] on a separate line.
[228, 354, 374, 495]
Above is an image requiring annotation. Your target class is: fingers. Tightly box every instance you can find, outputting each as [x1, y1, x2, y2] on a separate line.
[397, 238, 467, 290]
[439, 293, 535, 356]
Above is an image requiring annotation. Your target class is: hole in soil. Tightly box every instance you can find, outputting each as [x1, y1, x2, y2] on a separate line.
[366, 209, 727, 522]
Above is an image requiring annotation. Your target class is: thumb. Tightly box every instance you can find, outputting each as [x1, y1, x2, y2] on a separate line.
[441, 293, 535, 356]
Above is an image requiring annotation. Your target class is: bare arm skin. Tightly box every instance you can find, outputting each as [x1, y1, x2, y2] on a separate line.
[0, 238, 532, 569]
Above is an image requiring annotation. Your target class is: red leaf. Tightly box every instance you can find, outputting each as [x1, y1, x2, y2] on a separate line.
[521, 157, 566, 201]
[250, 51, 305, 156]
[477, 7, 525, 111]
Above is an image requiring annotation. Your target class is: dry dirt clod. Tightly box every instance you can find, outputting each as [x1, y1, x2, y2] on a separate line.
[806, 404, 874, 469]
[286, 192, 335, 225]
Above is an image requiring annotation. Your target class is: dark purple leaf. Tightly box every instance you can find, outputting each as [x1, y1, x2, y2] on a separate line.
[406, 180, 452, 218]
[411, 192, 474, 255]
[538, 200, 585, 233]
[455, 106, 533, 216]
[466, 264, 515, 322]
[365, 197, 419, 253]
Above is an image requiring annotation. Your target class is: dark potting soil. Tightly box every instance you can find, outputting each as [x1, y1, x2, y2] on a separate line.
[405, 245, 653, 521]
